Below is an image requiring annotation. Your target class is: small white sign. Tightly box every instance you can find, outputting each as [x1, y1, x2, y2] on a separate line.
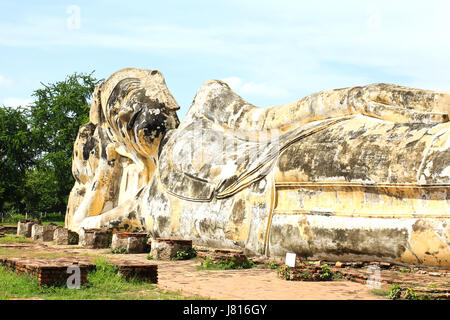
[285, 252, 296, 267]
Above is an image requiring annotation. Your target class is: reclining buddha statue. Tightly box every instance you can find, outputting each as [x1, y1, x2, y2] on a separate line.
[66, 68, 450, 267]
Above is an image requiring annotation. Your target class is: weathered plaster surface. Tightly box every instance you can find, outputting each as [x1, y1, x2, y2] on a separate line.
[66, 68, 450, 267]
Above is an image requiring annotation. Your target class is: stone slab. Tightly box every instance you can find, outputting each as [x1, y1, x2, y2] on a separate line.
[31, 224, 58, 241]
[149, 238, 192, 260]
[53, 227, 79, 245]
[79, 228, 112, 248]
[17, 220, 41, 237]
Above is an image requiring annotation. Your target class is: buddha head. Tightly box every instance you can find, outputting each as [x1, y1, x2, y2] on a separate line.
[94, 68, 180, 161]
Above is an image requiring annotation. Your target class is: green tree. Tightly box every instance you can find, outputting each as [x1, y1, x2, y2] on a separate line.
[0, 72, 100, 216]
[0, 106, 34, 212]
[24, 72, 100, 213]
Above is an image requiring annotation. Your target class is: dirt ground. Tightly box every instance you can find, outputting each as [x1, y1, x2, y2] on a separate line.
[0, 242, 385, 300]
[152, 259, 384, 300]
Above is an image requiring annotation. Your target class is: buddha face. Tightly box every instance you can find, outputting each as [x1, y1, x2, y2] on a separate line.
[103, 73, 179, 159]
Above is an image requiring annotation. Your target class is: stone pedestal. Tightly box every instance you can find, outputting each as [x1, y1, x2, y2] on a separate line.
[0, 257, 94, 286]
[149, 238, 192, 260]
[54, 227, 79, 245]
[31, 224, 58, 241]
[79, 228, 112, 248]
[17, 220, 41, 238]
[111, 232, 149, 253]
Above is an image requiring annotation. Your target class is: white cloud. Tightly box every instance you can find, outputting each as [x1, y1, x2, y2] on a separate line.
[2, 97, 33, 108]
[221, 77, 242, 88]
[221, 77, 290, 103]
[0, 75, 12, 87]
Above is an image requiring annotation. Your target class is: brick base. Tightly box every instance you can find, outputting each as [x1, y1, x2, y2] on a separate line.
[0, 256, 158, 286]
[0, 257, 94, 286]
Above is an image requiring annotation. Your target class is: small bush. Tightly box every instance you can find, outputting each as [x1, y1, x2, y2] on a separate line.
[68, 233, 78, 245]
[299, 270, 312, 280]
[404, 287, 418, 300]
[111, 247, 127, 254]
[277, 265, 292, 280]
[332, 272, 343, 280]
[277, 264, 340, 281]
[198, 256, 255, 270]
[175, 248, 197, 260]
[387, 284, 402, 300]
[319, 264, 334, 281]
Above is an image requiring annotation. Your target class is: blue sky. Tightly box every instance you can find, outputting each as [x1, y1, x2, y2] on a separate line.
[1, 0, 450, 119]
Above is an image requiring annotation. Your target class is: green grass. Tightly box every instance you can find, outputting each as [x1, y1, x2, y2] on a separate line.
[42, 221, 65, 227]
[426, 283, 438, 290]
[110, 247, 128, 254]
[0, 235, 33, 243]
[384, 284, 443, 300]
[197, 257, 255, 270]
[254, 261, 279, 270]
[0, 245, 110, 261]
[0, 258, 205, 300]
[370, 288, 389, 297]
[0, 221, 64, 227]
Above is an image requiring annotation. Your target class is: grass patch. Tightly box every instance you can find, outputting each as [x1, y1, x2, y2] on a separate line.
[42, 221, 65, 227]
[370, 288, 389, 297]
[426, 283, 438, 290]
[0, 258, 204, 300]
[0, 246, 103, 260]
[0, 235, 33, 243]
[0, 247, 72, 259]
[197, 257, 255, 270]
[0, 221, 64, 227]
[110, 247, 127, 254]
[255, 261, 278, 269]
[385, 284, 442, 300]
